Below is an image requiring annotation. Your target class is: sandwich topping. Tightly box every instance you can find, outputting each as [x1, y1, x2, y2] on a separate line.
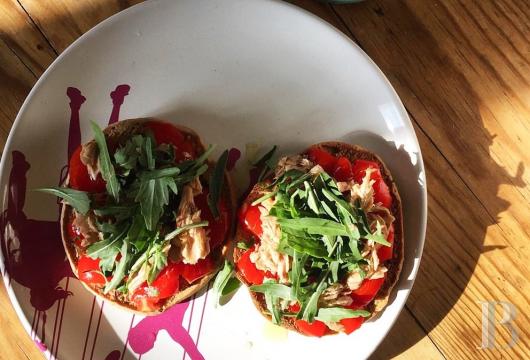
[236, 146, 395, 336]
[41, 120, 230, 312]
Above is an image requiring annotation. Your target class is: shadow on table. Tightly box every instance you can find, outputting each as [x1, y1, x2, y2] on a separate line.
[1, 0, 526, 358]
[339, 130, 426, 311]
[310, 0, 526, 358]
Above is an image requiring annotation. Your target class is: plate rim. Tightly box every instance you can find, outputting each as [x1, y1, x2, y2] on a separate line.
[0, 0, 428, 358]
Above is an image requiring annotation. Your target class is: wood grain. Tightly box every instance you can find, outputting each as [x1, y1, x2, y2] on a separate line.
[0, 0, 55, 76]
[0, 282, 44, 359]
[0, 0, 529, 359]
[17, 0, 143, 53]
[0, 38, 36, 151]
[370, 309, 444, 360]
[330, 0, 530, 358]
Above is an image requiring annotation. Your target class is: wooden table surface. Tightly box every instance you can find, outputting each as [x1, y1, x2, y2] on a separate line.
[1, 0, 529, 359]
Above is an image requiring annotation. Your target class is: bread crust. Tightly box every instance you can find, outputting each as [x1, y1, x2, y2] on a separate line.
[233, 142, 403, 334]
[60, 118, 235, 315]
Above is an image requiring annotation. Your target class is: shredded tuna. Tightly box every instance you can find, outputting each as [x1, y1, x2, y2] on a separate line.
[128, 242, 171, 295]
[336, 168, 394, 288]
[73, 211, 100, 246]
[274, 155, 314, 179]
[337, 181, 352, 193]
[369, 266, 388, 280]
[80, 142, 100, 180]
[350, 167, 376, 211]
[309, 165, 325, 176]
[369, 211, 394, 239]
[127, 263, 148, 293]
[249, 197, 290, 283]
[327, 322, 345, 333]
[318, 283, 353, 307]
[346, 271, 364, 291]
[172, 179, 209, 264]
[347, 221, 390, 289]
[360, 238, 383, 276]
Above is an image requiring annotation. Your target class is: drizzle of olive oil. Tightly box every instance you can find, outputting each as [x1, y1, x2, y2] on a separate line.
[263, 322, 288, 341]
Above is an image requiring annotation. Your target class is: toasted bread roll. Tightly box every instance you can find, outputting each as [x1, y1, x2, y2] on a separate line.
[60, 118, 235, 315]
[234, 142, 403, 335]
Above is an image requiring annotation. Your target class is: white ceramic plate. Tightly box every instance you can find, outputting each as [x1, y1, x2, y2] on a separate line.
[0, 0, 427, 359]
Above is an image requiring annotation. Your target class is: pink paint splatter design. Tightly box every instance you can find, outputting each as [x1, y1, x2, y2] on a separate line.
[226, 148, 241, 171]
[0, 84, 134, 358]
[0, 83, 240, 359]
[35, 339, 48, 352]
[0, 148, 73, 349]
[128, 302, 204, 360]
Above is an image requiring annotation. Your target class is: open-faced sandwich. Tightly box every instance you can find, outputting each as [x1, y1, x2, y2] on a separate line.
[41, 118, 234, 314]
[233, 142, 403, 336]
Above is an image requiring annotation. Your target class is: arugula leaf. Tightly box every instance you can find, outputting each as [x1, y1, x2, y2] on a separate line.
[190, 145, 216, 170]
[127, 238, 168, 287]
[175, 145, 215, 175]
[321, 201, 339, 222]
[277, 218, 351, 237]
[300, 277, 328, 322]
[104, 239, 130, 293]
[253, 145, 277, 167]
[249, 283, 295, 301]
[93, 205, 135, 220]
[305, 181, 323, 215]
[330, 260, 340, 283]
[236, 241, 252, 250]
[147, 244, 168, 284]
[116, 283, 128, 294]
[96, 220, 120, 234]
[223, 278, 241, 296]
[277, 233, 294, 257]
[91, 121, 120, 201]
[37, 187, 90, 215]
[174, 164, 209, 185]
[136, 176, 179, 231]
[365, 220, 391, 246]
[86, 224, 128, 259]
[261, 279, 282, 324]
[98, 245, 120, 273]
[321, 235, 336, 255]
[212, 261, 240, 306]
[208, 149, 229, 218]
[281, 229, 329, 259]
[145, 136, 155, 170]
[251, 191, 277, 206]
[127, 214, 148, 251]
[348, 238, 363, 261]
[283, 171, 312, 192]
[154, 143, 175, 165]
[129, 245, 151, 275]
[290, 251, 308, 300]
[321, 188, 356, 221]
[163, 221, 209, 241]
[114, 136, 142, 170]
[254, 145, 277, 183]
[355, 199, 371, 234]
[315, 307, 371, 324]
[140, 167, 181, 181]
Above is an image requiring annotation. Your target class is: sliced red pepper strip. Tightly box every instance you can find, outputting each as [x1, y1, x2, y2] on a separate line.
[377, 224, 394, 262]
[77, 256, 106, 286]
[68, 145, 106, 193]
[306, 147, 337, 174]
[350, 277, 385, 308]
[295, 319, 328, 337]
